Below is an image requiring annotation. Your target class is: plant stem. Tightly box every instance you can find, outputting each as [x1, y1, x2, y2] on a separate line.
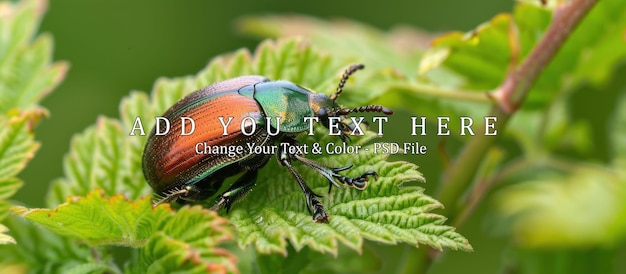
[421, 0, 599, 271]
[454, 157, 527, 228]
[490, 0, 600, 114]
[437, 108, 509, 219]
[438, 0, 598, 225]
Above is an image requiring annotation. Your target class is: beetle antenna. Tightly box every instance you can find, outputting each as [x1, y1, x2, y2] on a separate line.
[336, 105, 393, 115]
[330, 64, 365, 101]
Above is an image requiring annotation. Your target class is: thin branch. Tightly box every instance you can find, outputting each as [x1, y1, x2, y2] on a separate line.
[437, 0, 598, 225]
[420, 0, 599, 272]
[489, 0, 599, 113]
[454, 157, 528, 228]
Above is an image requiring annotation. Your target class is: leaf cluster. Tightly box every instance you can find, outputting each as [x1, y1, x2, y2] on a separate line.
[4, 0, 625, 273]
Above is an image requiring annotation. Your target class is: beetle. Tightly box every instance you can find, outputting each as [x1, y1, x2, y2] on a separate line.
[142, 64, 393, 222]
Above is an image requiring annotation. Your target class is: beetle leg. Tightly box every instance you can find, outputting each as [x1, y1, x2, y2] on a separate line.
[295, 155, 345, 193]
[277, 142, 328, 222]
[153, 184, 205, 207]
[294, 154, 378, 191]
[279, 137, 378, 192]
[153, 187, 189, 207]
[280, 158, 328, 223]
[211, 169, 258, 213]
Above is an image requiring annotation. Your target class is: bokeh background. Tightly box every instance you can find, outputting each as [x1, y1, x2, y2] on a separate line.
[15, 0, 626, 273]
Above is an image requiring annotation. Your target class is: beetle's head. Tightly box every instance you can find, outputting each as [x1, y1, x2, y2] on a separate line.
[310, 64, 393, 143]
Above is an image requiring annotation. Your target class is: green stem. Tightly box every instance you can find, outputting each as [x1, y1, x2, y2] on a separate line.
[438, 0, 598, 225]
[437, 108, 509, 219]
[418, 0, 599, 272]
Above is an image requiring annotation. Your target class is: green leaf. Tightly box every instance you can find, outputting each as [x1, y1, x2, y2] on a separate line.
[15, 191, 160, 247]
[420, 13, 525, 90]
[0, 111, 42, 244]
[0, 0, 67, 246]
[419, 0, 626, 108]
[0, 112, 40, 182]
[14, 190, 232, 247]
[49, 38, 349, 206]
[134, 233, 237, 274]
[237, 15, 428, 77]
[0, 224, 15, 244]
[51, 38, 381, 206]
[0, 216, 97, 273]
[412, 0, 626, 160]
[43, 37, 470, 264]
[551, 0, 626, 87]
[13, 190, 237, 273]
[494, 165, 626, 248]
[47, 117, 149, 206]
[237, 15, 496, 132]
[0, 0, 68, 114]
[230, 133, 472, 255]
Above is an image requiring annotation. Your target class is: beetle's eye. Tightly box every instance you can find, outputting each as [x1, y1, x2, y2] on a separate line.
[317, 108, 328, 120]
[317, 108, 331, 128]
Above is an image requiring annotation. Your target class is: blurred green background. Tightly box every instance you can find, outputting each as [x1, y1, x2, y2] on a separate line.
[18, 0, 625, 273]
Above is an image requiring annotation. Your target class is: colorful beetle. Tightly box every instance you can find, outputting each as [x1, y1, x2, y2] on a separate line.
[142, 64, 392, 222]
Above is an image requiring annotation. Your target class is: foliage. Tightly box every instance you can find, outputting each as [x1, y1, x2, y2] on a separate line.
[231, 132, 469, 255]
[0, 0, 67, 246]
[3, 0, 625, 273]
[13, 37, 472, 272]
[14, 190, 237, 273]
[3, 0, 474, 272]
[241, 0, 626, 272]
